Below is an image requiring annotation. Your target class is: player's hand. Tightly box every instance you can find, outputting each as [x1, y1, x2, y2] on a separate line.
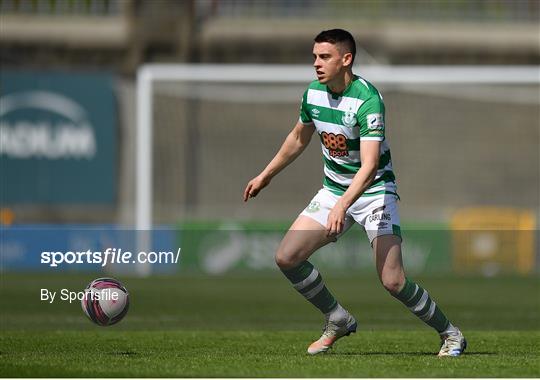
[243, 174, 271, 202]
[326, 201, 347, 237]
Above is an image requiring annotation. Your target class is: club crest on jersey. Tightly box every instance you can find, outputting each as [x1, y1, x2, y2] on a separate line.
[311, 108, 320, 118]
[306, 201, 320, 213]
[341, 109, 356, 128]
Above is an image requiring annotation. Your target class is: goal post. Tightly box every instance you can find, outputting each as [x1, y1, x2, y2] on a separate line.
[135, 64, 540, 265]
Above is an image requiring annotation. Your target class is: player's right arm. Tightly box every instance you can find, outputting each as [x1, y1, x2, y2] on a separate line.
[243, 120, 315, 202]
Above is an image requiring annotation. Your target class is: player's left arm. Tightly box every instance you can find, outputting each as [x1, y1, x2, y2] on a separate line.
[326, 140, 380, 236]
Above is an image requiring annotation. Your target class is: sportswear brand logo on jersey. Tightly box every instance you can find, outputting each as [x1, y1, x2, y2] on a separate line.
[367, 113, 384, 130]
[311, 108, 320, 118]
[341, 109, 356, 128]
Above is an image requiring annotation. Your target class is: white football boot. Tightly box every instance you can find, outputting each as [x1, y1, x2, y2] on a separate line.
[438, 329, 467, 357]
[307, 310, 357, 355]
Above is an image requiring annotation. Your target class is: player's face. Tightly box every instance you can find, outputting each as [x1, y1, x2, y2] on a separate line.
[312, 42, 349, 84]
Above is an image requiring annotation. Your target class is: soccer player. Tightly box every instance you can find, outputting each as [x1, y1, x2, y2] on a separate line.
[243, 29, 466, 357]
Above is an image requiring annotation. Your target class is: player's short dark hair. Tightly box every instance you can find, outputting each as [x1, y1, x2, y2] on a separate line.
[314, 29, 356, 64]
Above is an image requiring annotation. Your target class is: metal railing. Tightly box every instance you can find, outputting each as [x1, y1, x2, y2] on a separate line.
[0, 0, 124, 15]
[201, 0, 539, 23]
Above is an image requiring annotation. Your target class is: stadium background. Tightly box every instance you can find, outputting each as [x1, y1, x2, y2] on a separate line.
[0, 0, 539, 377]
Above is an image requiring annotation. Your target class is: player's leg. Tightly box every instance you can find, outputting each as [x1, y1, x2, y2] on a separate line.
[276, 215, 342, 316]
[351, 194, 466, 356]
[372, 234, 467, 357]
[275, 189, 356, 354]
[275, 214, 336, 270]
[276, 189, 351, 313]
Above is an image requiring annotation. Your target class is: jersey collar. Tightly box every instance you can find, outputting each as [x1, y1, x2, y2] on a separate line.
[327, 74, 357, 99]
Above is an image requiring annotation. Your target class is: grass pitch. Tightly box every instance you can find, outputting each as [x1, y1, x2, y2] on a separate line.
[1, 273, 539, 377]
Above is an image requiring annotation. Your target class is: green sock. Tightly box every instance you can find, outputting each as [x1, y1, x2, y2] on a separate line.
[394, 278, 450, 333]
[280, 261, 337, 314]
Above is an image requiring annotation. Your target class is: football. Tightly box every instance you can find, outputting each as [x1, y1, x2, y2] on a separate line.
[81, 277, 129, 326]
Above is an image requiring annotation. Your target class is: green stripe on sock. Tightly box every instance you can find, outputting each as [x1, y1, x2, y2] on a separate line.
[406, 287, 425, 308]
[426, 305, 450, 333]
[395, 278, 416, 303]
[281, 261, 338, 314]
[394, 278, 452, 334]
[281, 261, 314, 284]
[299, 274, 322, 295]
[310, 287, 338, 314]
[417, 297, 432, 317]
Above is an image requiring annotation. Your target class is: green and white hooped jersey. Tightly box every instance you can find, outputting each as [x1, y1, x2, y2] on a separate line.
[299, 75, 397, 197]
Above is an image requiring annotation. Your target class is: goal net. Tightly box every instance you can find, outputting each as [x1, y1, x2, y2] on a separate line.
[136, 64, 539, 229]
[131, 64, 539, 275]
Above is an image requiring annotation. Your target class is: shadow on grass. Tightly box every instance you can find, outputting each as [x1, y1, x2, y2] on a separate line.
[107, 351, 139, 356]
[329, 351, 495, 356]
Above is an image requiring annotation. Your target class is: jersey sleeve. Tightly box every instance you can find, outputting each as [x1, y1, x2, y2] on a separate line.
[357, 93, 386, 141]
[298, 89, 313, 125]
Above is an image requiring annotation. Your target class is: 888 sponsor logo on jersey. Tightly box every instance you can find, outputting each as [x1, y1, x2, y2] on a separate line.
[320, 132, 349, 158]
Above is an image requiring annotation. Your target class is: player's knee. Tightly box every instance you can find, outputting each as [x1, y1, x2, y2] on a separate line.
[274, 246, 302, 270]
[274, 252, 298, 270]
[381, 277, 405, 295]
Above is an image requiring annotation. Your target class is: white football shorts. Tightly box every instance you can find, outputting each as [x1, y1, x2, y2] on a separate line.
[300, 187, 402, 244]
